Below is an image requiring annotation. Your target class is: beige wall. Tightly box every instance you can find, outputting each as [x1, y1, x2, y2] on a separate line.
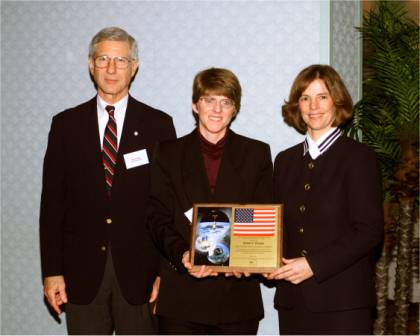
[363, 0, 419, 24]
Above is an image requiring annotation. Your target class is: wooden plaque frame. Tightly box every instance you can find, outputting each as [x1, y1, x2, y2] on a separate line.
[190, 203, 283, 273]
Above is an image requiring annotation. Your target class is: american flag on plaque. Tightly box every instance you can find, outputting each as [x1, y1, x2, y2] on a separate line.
[233, 207, 276, 236]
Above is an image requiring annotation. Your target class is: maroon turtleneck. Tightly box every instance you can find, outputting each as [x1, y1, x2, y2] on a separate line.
[198, 130, 228, 193]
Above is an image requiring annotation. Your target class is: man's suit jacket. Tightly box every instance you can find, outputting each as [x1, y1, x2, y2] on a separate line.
[273, 136, 383, 313]
[40, 95, 176, 305]
[147, 129, 273, 324]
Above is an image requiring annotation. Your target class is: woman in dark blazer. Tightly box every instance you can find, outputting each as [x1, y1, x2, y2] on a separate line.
[265, 64, 383, 334]
[148, 68, 273, 334]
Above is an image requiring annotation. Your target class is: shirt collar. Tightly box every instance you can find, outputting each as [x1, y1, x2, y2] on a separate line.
[198, 128, 228, 157]
[303, 127, 342, 159]
[97, 95, 129, 118]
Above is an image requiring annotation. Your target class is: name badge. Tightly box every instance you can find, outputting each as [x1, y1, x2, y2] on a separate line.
[124, 149, 149, 169]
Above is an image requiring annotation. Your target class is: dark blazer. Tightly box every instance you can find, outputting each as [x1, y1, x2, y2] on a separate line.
[147, 129, 273, 324]
[273, 135, 383, 312]
[40, 95, 176, 305]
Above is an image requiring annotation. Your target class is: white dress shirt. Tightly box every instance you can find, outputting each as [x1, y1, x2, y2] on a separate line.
[97, 95, 128, 148]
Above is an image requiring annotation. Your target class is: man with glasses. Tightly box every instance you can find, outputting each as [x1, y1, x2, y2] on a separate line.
[40, 26, 176, 334]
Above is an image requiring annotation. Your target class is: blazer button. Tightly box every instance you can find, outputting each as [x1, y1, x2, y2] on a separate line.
[308, 162, 315, 169]
[106, 218, 112, 224]
[101, 246, 107, 252]
[299, 205, 306, 213]
[301, 249, 307, 256]
[304, 183, 311, 191]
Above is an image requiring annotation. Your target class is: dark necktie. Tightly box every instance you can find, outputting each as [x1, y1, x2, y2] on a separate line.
[102, 105, 118, 195]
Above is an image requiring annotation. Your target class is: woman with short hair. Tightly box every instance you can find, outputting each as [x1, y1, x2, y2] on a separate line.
[148, 67, 273, 334]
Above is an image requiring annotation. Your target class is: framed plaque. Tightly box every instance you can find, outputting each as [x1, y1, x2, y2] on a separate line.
[190, 204, 283, 273]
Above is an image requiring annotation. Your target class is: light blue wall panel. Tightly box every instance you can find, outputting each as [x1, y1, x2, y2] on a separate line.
[331, 0, 362, 102]
[1, 1, 336, 334]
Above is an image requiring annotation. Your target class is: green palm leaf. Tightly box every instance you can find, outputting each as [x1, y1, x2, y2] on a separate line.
[345, 0, 419, 197]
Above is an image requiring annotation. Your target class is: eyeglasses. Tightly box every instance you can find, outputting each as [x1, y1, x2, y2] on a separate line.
[94, 55, 133, 69]
[199, 96, 235, 109]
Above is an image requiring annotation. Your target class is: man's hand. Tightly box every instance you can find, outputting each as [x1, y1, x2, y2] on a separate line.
[182, 251, 218, 278]
[263, 257, 314, 284]
[149, 276, 160, 314]
[43, 275, 67, 315]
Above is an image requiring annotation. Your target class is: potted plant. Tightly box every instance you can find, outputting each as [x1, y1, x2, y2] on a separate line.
[345, 1, 419, 334]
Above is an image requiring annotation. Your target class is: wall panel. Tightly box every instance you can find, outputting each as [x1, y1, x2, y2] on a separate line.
[1, 1, 331, 334]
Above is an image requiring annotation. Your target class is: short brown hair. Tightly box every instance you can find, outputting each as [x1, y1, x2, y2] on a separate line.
[192, 68, 242, 116]
[89, 26, 138, 60]
[282, 64, 353, 134]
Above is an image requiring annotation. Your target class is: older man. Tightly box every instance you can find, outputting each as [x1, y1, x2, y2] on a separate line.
[40, 26, 176, 334]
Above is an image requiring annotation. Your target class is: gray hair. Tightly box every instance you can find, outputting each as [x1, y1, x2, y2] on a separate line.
[88, 26, 139, 60]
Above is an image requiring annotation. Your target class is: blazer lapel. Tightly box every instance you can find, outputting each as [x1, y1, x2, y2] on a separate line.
[82, 97, 109, 200]
[116, 96, 143, 156]
[111, 96, 147, 187]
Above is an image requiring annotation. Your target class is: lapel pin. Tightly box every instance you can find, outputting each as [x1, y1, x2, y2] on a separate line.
[134, 131, 139, 136]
